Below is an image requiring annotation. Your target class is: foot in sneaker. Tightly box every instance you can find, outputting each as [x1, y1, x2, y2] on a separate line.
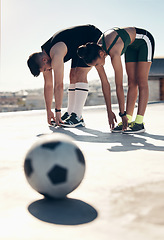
[51, 112, 69, 126]
[61, 112, 85, 127]
[112, 122, 123, 133]
[61, 112, 69, 121]
[112, 122, 131, 133]
[123, 122, 145, 134]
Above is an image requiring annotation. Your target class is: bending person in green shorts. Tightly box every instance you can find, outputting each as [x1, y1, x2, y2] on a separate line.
[77, 27, 155, 133]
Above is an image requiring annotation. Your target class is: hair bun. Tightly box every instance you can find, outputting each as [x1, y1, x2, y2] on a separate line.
[77, 45, 87, 59]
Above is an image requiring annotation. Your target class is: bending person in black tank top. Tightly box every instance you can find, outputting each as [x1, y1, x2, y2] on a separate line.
[27, 25, 113, 127]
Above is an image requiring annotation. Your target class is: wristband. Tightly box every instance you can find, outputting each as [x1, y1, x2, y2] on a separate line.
[55, 108, 61, 112]
[119, 111, 126, 117]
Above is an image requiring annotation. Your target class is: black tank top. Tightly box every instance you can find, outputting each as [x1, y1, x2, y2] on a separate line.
[41, 25, 102, 62]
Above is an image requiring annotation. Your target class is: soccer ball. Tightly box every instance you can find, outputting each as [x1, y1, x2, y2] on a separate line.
[24, 133, 86, 199]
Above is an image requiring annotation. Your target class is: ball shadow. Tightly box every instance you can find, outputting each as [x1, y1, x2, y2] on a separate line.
[28, 197, 98, 225]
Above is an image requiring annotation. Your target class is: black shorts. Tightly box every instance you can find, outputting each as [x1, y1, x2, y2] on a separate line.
[70, 25, 102, 68]
[71, 53, 92, 68]
[125, 28, 155, 62]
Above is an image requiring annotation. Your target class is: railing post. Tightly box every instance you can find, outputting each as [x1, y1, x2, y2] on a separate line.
[160, 78, 164, 100]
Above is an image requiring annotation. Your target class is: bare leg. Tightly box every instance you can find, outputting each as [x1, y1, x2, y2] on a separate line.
[69, 67, 92, 84]
[136, 62, 152, 116]
[125, 62, 138, 116]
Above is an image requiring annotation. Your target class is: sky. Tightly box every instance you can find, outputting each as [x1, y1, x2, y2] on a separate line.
[1, 0, 164, 92]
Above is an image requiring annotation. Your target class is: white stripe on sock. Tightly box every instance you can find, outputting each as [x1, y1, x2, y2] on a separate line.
[74, 82, 89, 118]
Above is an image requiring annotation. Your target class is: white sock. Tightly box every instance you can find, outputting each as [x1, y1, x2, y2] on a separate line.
[67, 84, 75, 115]
[73, 82, 89, 118]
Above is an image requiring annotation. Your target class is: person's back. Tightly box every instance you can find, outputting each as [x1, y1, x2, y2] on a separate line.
[41, 24, 102, 63]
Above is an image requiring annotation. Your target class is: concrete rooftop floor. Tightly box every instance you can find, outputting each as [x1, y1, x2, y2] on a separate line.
[0, 102, 164, 240]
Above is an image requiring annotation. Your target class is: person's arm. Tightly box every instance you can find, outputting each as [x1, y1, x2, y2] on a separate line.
[111, 54, 128, 129]
[51, 42, 67, 125]
[52, 57, 64, 125]
[96, 65, 117, 129]
[43, 70, 55, 125]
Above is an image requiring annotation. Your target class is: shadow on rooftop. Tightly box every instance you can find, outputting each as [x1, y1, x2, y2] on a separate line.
[28, 197, 98, 225]
[38, 126, 164, 153]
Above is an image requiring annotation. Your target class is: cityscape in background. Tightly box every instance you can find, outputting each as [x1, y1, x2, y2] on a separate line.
[0, 76, 160, 112]
[0, 77, 122, 112]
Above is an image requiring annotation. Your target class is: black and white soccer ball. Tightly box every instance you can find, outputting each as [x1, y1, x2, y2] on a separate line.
[24, 133, 86, 199]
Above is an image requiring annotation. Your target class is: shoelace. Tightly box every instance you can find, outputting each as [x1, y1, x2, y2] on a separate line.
[130, 121, 135, 128]
[118, 121, 135, 128]
[130, 122, 144, 127]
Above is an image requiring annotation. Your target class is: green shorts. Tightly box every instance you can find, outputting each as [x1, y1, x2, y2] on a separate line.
[125, 28, 155, 63]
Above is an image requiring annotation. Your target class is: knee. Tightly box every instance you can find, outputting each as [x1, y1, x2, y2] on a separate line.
[137, 77, 148, 90]
[128, 77, 138, 89]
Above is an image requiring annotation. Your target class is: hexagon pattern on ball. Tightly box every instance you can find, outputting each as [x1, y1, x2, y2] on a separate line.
[24, 134, 86, 199]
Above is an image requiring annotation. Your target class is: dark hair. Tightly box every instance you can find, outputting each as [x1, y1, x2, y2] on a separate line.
[27, 52, 41, 77]
[77, 42, 102, 64]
